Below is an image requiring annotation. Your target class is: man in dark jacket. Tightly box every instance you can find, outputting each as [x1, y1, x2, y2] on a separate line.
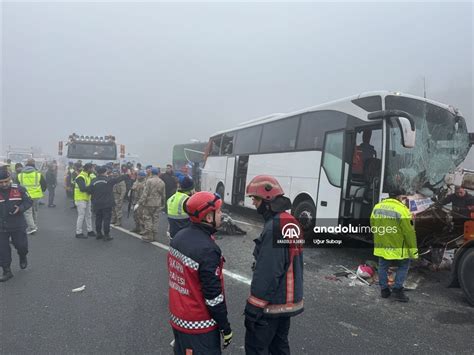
[244, 175, 304, 355]
[89, 166, 126, 241]
[160, 164, 178, 213]
[45, 162, 58, 207]
[168, 191, 232, 354]
[0, 168, 33, 282]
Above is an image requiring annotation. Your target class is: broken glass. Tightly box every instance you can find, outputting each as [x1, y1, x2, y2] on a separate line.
[384, 96, 470, 195]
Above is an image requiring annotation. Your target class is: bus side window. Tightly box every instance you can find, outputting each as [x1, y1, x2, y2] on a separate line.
[209, 135, 222, 156]
[221, 134, 234, 155]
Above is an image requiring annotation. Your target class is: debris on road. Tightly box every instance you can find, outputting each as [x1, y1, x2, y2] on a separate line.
[217, 213, 247, 236]
[337, 265, 371, 286]
[72, 285, 86, 293]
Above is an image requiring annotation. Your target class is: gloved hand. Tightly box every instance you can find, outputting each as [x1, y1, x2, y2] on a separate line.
[133, 204, 139, 211]
[221, 328, 233, 349]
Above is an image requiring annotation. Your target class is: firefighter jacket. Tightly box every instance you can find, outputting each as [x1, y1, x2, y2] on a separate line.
[0, 184, 33, 232]
[167, 191, 191, 239]
[370, 197, 418, 260]
[168, 223, 231, 335]
[247, 211, 304, 318]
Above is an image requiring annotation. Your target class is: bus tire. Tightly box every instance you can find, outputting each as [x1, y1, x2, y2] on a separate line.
[458, 247, 474, 306]
[216, 184, 225, 200]
[294, 200, 316, 232]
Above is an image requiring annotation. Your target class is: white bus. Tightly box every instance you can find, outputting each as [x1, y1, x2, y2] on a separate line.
[201, 91, 471, 232]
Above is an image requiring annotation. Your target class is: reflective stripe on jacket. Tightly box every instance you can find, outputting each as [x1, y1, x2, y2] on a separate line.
[370, 198, 418, 260]
[18, 171, 43, 199]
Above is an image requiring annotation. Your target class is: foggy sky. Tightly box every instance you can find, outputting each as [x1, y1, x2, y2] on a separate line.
[2, 1, 473, 166]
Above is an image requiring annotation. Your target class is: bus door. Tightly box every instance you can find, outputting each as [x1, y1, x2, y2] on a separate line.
[224, 157, 235, 204]
[342, 125, 383, 225]
[315, 131, 345, 227]
[232, 155, 249, 206]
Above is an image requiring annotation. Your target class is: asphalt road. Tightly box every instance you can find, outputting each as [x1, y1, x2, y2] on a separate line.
[1, 188, 474, 354]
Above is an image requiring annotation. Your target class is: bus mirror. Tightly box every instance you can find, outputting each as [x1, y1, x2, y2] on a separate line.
[368, 109, 416, 131]
[396, 117, 416, 148]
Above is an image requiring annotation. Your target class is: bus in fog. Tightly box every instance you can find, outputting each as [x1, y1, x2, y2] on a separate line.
[201, 91, 471, 231]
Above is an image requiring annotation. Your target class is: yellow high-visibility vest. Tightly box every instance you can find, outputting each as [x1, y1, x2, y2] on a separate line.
[18, 171, 43, 199]
[74, 171, 91, 201]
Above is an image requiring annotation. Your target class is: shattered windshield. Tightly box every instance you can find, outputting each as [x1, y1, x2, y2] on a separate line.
[384, 95, 470, 194]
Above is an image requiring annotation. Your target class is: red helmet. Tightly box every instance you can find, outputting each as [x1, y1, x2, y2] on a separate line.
[246, 175, 285, 201]
[184, 191, 222, 223]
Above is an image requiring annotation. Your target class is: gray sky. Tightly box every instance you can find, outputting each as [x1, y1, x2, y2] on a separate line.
[2, 1, 473, 166]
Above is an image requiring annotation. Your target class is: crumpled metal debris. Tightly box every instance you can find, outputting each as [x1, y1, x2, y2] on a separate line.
[217, 213, 247, 236]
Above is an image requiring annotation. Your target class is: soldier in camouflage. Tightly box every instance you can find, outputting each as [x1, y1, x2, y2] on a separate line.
[111, 169, 127, 227]
[130, 170, 146, 234]
[137, 167, 165, 242]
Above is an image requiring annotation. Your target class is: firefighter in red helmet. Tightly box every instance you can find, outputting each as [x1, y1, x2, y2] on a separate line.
[167, 191, 232, 355]
[244, 175, 304, 355]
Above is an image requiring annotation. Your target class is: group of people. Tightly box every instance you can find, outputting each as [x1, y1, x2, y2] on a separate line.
[167, 175, 304, 355]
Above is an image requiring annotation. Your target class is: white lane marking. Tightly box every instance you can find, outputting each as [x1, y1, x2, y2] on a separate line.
[112, 225, 251, 285]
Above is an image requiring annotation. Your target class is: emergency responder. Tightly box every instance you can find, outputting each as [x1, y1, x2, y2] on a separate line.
[370, 188, 418, 302]
[130, 170, 146, 234]
[111, 169, 127, 227]
[0, 168, 32, 282]
[167, 176, 194, 239]
[89, 166, 127, 241]
[137, 167, 165, 242]
[145, 165, 153, 179]
[74, 163, 96, 238]
[168, 191, 232, 354]
[244, 175, 304, 355]
[17, 159, 47, 235]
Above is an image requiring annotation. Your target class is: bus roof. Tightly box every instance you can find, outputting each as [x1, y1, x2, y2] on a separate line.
[210, 90, 459, 137]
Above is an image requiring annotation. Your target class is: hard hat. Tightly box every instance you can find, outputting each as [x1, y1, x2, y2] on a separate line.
[246, 175, 285, 201]
[184, 191, 222, 223]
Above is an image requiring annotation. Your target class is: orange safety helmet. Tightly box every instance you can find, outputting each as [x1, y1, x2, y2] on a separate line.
[246, 175, 285, 201]
[184, 191, 222, 223]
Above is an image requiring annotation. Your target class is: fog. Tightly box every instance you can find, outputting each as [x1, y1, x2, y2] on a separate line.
[1, 1, 473, 166]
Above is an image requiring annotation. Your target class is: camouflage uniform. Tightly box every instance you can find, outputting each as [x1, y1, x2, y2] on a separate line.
[131, 179, 145, 233]
[138, 175, 165, 242]
[111, 180, 127, 226]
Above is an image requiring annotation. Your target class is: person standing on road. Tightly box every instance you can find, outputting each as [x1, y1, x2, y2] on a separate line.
[89, 166, 127, 241]
[137, 167, 165, 242]
[11, 163, 23, 185]
[160, 164, 178, 213]
[111, 169, 127, 227]
[17, 159, 47, 235]
[0, 168, 33, 282]
[45, 162, 58, 208]
[167, 176, 194, 239]
[370, 188, 418, 302]
[74, 163, 96, 239]
[168, 191, 233, 354]
[130, 170, 146, 234]
[244, 175, 304, 355]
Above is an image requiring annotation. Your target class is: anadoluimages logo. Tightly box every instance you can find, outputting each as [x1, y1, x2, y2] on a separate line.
[282, 223, 301, 239]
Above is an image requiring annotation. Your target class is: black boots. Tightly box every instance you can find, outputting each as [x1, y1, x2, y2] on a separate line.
[381, 288, 391, 298]
[392, 288, 409, 302]
[0, 267, 13, 282]
[19, 255, 28, 269]
[87, 231, 97, 237]
[103, 234, 113, 241]
[96, 233, 104, 240]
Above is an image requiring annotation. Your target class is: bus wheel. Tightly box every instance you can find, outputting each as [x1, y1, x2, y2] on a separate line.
[458, 247, 474, 306]
[294, 200, 315, 232]
[216, 184, 225, 200]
